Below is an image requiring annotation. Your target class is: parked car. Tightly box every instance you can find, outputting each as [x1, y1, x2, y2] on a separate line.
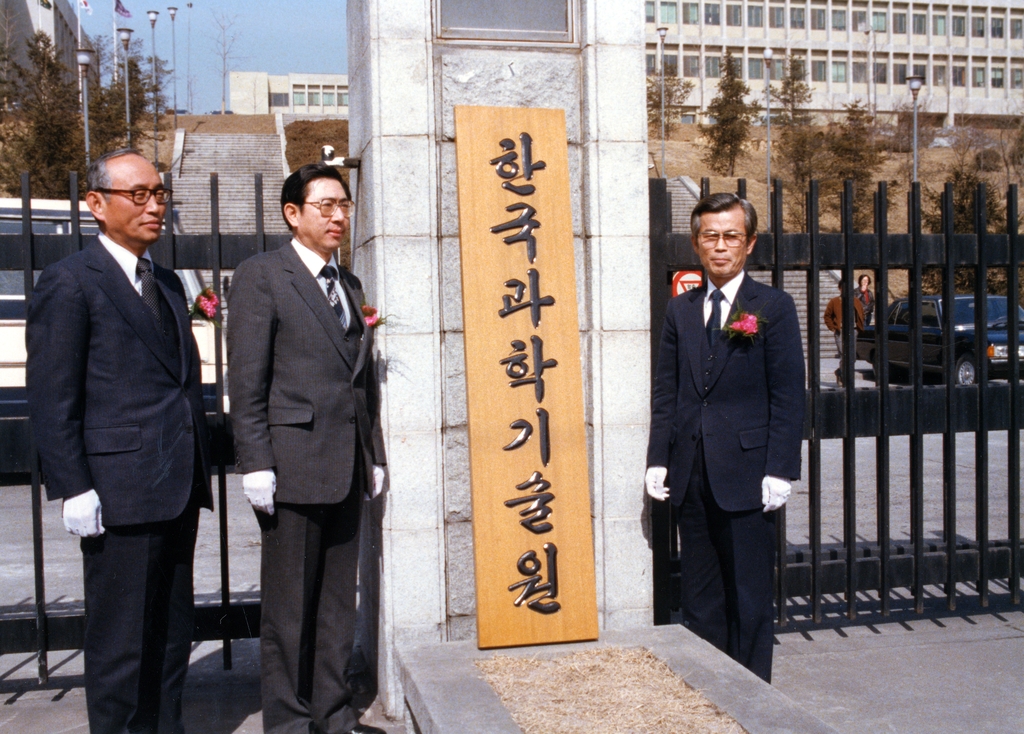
[856, 295, 1024, 385]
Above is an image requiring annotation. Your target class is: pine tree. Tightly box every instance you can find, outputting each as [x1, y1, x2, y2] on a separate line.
[700, 51, 760, 177]
[771, 55, 826, 228]
[647, 73, 695, 140]
[821, 101, 886, 232]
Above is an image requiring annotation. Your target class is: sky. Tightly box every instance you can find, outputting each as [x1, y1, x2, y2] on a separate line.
[74, 0, 349, 114]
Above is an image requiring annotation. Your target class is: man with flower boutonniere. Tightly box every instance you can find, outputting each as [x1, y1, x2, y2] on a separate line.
[227, 163, 387, 734]
[646, 193, 805, 683]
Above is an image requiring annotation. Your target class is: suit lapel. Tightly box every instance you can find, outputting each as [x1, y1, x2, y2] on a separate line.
[339, 273, 370, 376]
[683, 288, 706, 396]
[86, 241, 181, 381]
[282, 245, 355, 371]
[705, 273, 761, 393]
[155, 269, 190, 382]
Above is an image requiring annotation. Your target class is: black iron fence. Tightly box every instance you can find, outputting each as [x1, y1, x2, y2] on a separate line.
[649, 176, 1022, 626]
[0, 172, 289, 682]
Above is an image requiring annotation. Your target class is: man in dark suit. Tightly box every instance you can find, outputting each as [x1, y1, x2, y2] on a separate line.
[228, 163, 386, 734]
[646, 193, 805, 682]
[26, 148, 212, 733]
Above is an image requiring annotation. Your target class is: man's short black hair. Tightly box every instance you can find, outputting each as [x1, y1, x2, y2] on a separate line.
[86, 148, 145, 194]
[690, 192, 758, 237]
[280, 163, 351, 227]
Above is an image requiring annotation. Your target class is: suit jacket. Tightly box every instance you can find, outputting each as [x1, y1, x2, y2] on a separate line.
[647, 274, 805, 511]
[227, 244, 386, 504]
[25, 238, 212, 525]
[824, 295, 864, 334]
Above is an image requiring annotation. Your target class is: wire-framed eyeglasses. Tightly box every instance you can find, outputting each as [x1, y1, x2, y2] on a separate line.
[697, 230, 749, 248]
[97, 187, 173, 205]
[303, 198, 355, 217]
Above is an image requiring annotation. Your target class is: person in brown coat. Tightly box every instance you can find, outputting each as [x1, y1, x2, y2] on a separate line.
[824, 279, 864, 386]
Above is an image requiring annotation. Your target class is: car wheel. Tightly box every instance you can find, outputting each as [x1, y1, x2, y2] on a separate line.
[955, 353, 976, 385]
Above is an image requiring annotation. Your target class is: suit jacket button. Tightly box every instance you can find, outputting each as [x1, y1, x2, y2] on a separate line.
[344, 336, 350, 342]
[702, 400, 708, 406]
[349, 416, 356, 424]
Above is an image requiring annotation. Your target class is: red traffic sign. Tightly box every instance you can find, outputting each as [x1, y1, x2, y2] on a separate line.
[672, 270, 703, 297]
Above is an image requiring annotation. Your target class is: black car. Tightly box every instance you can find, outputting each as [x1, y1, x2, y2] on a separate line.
[855, 295, 1024, 385]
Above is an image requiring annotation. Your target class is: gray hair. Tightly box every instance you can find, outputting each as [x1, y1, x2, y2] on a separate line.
[86, 148, 143, 193]
[690, 192, 758, 237]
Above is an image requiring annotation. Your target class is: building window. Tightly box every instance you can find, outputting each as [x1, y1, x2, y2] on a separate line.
[790, 8, 805, 29]
[309, 87, 321, 106]
[645, 1, 655, 23]
[912, 14, 926, 34]
[832, 9, 846, 30]
[270, 92, 288, 108]
[873, 62, 887, 83]
[771, 58, 787, 80]
[893, 63, 907, 85]
[853, 62, 867, 83]
[811, 8, 826, 30]
[971, 17, 985, 37]
[933, 65, 946, 86]
[872, 12, 886, 32]
[293, 87, 306, 106]
[992, 68, 1004, 88]
[933, 15, 946, 36]
[323, 89, 336, 106]
[973, 67, 985, 87]
[341, 93, 349, 106]
[769, 6, 784, 28]
[952, 16, 965, 36]
[704, 3, 720, 25]
[811, 60, 827, 81]
[646, 54, 656, 75]
[683, 55, 700, 77]
[748, 5, 763, 27]
[664, 54, 678, 76]
[991, 18, 1004, 38]
[682, 3, 699, 24]
[832, 61, 847, 83]
[912, 64, 926, 79]
[1013, 19, 1023, 39]
[952, 66, 965, 86]
[1012, 69, 1023, 89]
[727, 4, 742, 26]
[749, 58, 764, 79]
[853, 11, 867, 32]
[661, 3, 677, 24]
[706, 56, 721, 78]
[893, 13, 906, 34]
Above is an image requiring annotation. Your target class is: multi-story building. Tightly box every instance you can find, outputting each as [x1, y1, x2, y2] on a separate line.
[2, 0, 90, 80]
[229, 72, 349, 116]
[645, 0, 1024, 125]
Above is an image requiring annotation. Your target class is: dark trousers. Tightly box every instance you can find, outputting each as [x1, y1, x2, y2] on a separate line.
[258, 483, 362, 734]
[81, 489, 201, 734]
[673, 440, 777, 682]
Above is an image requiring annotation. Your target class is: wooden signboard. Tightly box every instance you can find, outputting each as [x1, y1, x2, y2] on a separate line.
[455, 105, 598, 649]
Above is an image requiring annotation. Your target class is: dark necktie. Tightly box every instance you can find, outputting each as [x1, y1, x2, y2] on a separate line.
[136, 257, 162, 327]
[707, 289, 723, 346]
[320, 265, 349, 329]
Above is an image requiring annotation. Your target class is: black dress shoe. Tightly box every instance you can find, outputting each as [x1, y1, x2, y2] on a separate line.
[345, 724, 386, 734]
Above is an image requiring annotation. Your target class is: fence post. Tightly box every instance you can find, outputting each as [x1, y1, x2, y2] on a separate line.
[975, 183, 990, 607]
[841, 179, 858, 620]
[1007, 185, 1021, 606]
[875, 181, 892, 616]
[941, 183, 958, 610]
[807, 180, 823, 623]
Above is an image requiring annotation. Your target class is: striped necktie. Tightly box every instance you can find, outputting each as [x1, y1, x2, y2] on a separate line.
[320, 265, 349, 329]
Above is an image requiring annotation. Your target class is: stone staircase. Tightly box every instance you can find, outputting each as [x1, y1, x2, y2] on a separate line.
[172, 133, 290, 235]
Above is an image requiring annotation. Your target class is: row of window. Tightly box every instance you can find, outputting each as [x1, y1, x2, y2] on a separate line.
[649, 53, 1024, 89]
[289, 85, 350, 108]
[645, 2, 1024, 38]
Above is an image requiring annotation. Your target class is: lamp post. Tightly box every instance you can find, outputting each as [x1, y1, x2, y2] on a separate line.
[763, 48, 773, 230]
[76, 48, 96, 167]
[168, 7, 178, 132]
[657, 26, 668, 178]
[907, 75, 924, 183]
[118, 28, 133, 146]
[186, 3, 193, 113]
[147, 11, 160, 166]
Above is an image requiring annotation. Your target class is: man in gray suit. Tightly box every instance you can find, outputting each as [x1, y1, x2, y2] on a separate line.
[228, 163, 386, 734]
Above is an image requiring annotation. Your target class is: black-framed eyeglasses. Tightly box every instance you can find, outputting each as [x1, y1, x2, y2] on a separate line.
[303, 198, 354, 217]
[97, 187, 173, 205]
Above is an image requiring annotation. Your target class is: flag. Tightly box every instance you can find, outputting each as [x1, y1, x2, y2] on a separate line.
[79, 0, 92, 14]
[115, 0, 131, 18]
[39, 0, 52, 9]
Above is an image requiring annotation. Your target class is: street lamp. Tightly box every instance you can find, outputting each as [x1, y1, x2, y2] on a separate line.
[76, 48, 96, 166]
[763, 47, 773, 230]
[168, 7, 178, 132]
[118, 28, 133, 146]
[147, 11, 160, 166]
[657, 26, 668, 178]
[907, 75, 925, 183]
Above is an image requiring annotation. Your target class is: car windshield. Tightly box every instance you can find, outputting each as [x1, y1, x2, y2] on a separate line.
[953, 297, 1024, 326]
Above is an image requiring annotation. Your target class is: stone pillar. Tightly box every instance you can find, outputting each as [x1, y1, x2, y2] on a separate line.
[348, 0, 651, 715]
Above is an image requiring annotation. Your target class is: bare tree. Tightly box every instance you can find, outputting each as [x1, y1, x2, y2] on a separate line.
[210, 12, 239, 114]
[0, 0, 21, 114]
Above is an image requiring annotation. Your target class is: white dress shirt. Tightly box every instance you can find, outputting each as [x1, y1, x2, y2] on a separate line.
[99, 233, 153, 297]
[703, 270, 745, 329]
[290, 239, 353, 326]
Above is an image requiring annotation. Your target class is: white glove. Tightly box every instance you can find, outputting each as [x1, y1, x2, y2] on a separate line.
[63, 489, 105, 537]
[762, 475, 792, 512]
[243, 469, 276, 515]
[370, 465, 386, 499]
[645, 466, 669, 502]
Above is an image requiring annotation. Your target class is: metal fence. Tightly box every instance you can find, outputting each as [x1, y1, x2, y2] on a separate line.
[0, 172, 290, 682]
[649, 176, 1022, 626]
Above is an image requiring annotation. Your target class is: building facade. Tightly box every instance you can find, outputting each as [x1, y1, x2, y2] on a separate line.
[3, 0, 89, 78]
[229, 71, 349, 116]
[645, 0, 1024, 124]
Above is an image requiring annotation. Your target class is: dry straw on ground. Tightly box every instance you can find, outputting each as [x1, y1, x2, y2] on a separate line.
[477, 646, 745, 734]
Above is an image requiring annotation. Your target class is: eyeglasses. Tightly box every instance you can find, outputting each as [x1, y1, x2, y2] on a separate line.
[97, 187, 172, 205]
[697, 231, 748, 248]
[303, 198, 355, 217]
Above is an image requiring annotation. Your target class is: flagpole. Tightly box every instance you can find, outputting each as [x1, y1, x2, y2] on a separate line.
[113, 0, 118, 83]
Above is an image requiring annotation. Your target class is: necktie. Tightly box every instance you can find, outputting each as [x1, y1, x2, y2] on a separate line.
[320, 265, 349, 329]
[136, 258, 162, 327]
[707, 290, 723, 346]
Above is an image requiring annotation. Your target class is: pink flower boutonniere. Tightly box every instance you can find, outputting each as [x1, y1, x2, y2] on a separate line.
[723, 308, 766, 341]
[361, 303, 387, 329]
[189, 287, 221, 327]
